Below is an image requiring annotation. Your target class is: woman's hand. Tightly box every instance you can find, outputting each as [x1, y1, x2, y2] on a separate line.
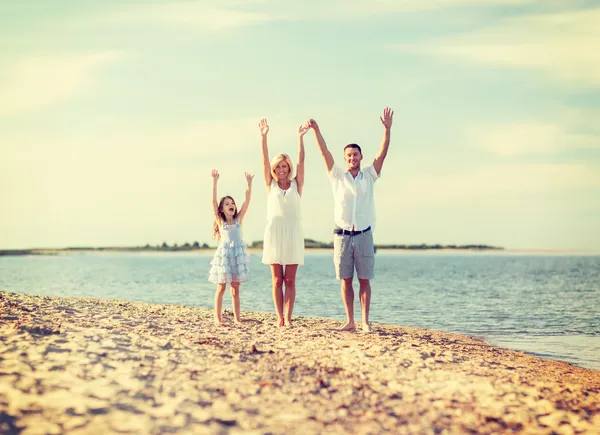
[258, 118, 269, 136]
[211, 169, 220, 180]
[298, 121, 310, 138]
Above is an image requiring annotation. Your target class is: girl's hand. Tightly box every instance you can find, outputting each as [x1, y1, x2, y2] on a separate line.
[258, 118, 269, 136]
[211, 169, 219, 180]
[244, 172, 254, 185]
[298, 122, 310, 138]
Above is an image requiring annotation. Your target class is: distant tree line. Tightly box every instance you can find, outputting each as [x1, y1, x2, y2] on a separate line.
[250, 239, 334, 249]
[0, 240, 503, 257]
[62, 241, 212, 252]
[250, 240, 502, 250]
[144, 241, 210, 251]
[375, 244, 503, 250]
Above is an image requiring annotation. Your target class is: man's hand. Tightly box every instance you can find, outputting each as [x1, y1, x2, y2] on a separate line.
[308, 119, 320, 131]
[258, 118, 269, 136]
[380, 107, 394, 129]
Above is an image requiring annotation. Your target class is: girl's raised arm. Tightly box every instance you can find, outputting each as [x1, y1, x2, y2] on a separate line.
[211, 169, 220, 217]
[237, 172, 254, 223]
[259, 118, 272, 189]
[295, 121, 309, 196]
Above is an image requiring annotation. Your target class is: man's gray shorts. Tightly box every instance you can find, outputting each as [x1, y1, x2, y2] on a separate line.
[333, 228, 375, 280]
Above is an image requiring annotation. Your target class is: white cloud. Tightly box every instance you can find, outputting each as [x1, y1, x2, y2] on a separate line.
[0, 52, 124, 117]
[103, 1, 278, 29]
[0, 115, 308, 248]
[97, 0, 545, 28]
[0, 118, 264, 188]
[0, 118, 263, 248]
[390, 163, 600, 206]
[393, 7, 600, 86]
[321, 0, 541, 16]
[469, 122, 600, 155]
[560, 107, 600, 133]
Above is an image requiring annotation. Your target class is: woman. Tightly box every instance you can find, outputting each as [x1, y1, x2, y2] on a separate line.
[259, 118, 308, 327]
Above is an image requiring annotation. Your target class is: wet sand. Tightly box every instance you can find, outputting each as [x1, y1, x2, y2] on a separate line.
[1, 292, 599, 434]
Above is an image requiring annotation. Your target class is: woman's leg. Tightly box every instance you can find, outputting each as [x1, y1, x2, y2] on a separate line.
[214, 283, 227, 325]
[283, 264, 298, 326]
[230, 282, 241, 323]
[270, 264, 284, 326]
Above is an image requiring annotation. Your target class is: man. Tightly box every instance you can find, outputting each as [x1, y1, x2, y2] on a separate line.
[308, 107, 394, 332]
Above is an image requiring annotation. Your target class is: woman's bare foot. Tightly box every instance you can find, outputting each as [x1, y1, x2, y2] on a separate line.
[233, 319, 243, 326]
[340, 322, 356, 331]
[284, 319, 293, 328]
[362, 322, 373, 333]
[275, 318, 285, 327]
[214, 318, 227, 327]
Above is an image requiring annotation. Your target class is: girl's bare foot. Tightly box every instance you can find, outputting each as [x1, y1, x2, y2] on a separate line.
[340, 322, 356, 331]
[284, 319, 293, 328]
[275, 318, 284, 327]
[362, 322, 373, 333]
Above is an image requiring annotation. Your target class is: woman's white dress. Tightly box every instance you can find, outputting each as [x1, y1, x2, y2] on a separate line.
[262, 179, 304, 265]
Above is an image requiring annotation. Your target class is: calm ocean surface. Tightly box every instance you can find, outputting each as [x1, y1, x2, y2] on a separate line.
[1, 251, 599, 370]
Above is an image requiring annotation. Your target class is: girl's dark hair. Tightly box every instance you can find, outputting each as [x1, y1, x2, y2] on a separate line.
[213, 195, 238, 240]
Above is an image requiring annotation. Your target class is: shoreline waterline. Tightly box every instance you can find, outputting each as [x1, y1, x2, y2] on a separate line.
[2, 251, 598, 373]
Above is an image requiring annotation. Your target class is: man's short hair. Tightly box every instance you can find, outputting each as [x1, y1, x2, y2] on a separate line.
[344, 143, 362, 154]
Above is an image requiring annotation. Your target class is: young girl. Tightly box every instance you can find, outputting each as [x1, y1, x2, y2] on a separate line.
[208, 169, 254, 326]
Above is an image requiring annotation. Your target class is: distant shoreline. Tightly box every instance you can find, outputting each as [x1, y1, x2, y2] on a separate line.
[2, 246, 599, 257]
[1, 244, 503, 256]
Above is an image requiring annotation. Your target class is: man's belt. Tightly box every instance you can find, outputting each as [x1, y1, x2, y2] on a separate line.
[333, 226, 371, 236]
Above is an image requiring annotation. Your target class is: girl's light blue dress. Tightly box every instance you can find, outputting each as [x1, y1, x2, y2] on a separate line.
[208, 220, 250, 284]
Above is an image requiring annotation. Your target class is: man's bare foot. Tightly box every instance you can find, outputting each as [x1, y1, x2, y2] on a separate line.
[362, 322, 373, 333]
[340, 322, 356, 331]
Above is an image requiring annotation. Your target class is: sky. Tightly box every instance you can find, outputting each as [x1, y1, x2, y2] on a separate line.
[1, 0, 599, 250]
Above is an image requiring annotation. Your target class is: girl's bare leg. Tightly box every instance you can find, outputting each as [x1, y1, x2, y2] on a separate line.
[214, 283, 227, 325]
[230, 282, 242, 324]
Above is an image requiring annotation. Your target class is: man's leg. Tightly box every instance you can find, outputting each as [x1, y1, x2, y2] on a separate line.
[356, 231, 375, 332]
[334, 233, 355, 331]
[341, 278, 355, 330]
[358, 279, 372, 332]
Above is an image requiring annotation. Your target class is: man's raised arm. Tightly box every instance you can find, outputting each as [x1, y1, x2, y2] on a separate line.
[373, 107, 394, 175]
[309, 119, 334, 172]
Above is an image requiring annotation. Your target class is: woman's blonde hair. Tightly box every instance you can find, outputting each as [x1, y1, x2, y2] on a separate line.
[270, 153, 294, 181]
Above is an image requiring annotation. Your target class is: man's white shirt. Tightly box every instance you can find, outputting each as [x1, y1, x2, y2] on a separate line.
[328, 164, 379, 232]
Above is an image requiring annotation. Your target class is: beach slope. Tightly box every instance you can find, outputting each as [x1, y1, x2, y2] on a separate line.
[1, 292, 598, 434]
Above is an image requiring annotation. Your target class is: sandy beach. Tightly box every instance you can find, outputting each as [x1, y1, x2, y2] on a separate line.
[1, 292, 599, 434]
